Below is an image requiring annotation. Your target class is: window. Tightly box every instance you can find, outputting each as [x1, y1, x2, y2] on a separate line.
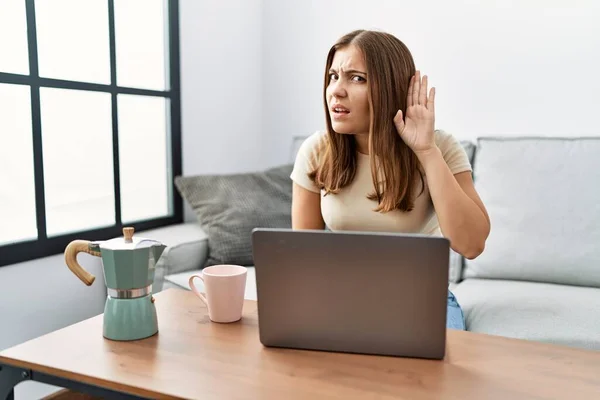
[0, 0, 182, 266]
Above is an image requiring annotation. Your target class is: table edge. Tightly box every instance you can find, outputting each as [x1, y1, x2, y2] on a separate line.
[0, 354, 184, 400]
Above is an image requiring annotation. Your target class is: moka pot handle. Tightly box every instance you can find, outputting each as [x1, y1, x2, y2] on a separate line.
[64, 240, 101, 286]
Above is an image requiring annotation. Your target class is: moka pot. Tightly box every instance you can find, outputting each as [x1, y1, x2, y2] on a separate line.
[64, 227, 166, 341]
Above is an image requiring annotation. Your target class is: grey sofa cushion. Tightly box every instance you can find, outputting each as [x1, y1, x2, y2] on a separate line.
[448, 249, 464, 283]
[464, 137, 600, 288]
[453, 278, 600, 351]
[175, 165, 293, 267]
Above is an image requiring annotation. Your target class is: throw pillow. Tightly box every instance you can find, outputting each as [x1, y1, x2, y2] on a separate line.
[175, 164, 293, 267]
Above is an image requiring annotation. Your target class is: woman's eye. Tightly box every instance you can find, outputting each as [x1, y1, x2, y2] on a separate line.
[352, 75, 366, 83]
[329, 73, 338, 81]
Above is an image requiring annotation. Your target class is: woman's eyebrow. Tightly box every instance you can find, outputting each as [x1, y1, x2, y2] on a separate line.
[329, 68, 367, 75]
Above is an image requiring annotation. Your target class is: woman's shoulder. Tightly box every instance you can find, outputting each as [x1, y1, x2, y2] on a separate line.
[290, 131, 328, 192]
[296, 130, 328, 162]
[434, 129, 472, 154]
[433, 129, 473, 173]
[433, 129, 460, 148]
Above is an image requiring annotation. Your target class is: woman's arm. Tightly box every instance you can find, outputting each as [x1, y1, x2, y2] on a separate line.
[291, 183, 325, 230]
[416, 148, 490, 259]
[394, 71, 490, 258]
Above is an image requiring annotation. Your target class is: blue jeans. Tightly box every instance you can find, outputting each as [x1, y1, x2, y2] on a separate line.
[447, 291, 466, 330]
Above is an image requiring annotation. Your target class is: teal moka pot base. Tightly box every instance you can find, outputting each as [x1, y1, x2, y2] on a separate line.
[65, 227, 166, 341]
[103, 294, 158, 341]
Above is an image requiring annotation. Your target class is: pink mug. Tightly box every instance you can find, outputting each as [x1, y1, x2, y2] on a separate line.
[188, 265, 247, 323]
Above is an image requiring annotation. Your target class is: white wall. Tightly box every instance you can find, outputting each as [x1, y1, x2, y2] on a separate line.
[261, 0, 600, 166]
[180, 0, 264, 177]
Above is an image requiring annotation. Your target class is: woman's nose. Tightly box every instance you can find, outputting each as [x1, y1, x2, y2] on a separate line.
[331, 80, 347, 98]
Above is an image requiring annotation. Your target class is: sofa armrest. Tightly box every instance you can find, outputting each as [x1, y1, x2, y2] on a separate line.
[138, 223, 209, 292]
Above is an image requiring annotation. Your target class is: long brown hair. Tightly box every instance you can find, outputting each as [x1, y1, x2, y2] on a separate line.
[309, 30, 424, 212]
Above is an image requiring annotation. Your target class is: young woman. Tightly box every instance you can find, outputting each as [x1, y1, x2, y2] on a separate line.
[290, 30, 491, 330]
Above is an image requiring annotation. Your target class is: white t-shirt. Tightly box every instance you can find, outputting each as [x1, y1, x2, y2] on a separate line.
[290, 130, 472, 236]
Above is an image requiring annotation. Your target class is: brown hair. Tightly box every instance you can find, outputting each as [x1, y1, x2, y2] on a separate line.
[308, 30, 424, 212]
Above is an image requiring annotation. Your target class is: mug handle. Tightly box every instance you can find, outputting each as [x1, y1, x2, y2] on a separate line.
[188, 275, 208, 306]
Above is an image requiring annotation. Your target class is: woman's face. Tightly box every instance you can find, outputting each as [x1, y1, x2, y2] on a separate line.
[326, 45, 370, 136]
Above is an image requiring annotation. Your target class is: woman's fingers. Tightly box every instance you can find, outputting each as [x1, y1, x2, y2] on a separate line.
[412, 71, 420, 106]
[408, 71, 434, 110]
[407, 75, 415, 106]
[419, 75, 428, 105]
[427, 87, 435, 112]
[394, 109, 405, 134]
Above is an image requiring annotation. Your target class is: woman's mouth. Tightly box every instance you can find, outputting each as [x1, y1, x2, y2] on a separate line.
[331, 105, 350, 120]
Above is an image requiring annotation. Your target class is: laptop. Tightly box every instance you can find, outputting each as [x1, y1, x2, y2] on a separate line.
[251, 228, 450, 360]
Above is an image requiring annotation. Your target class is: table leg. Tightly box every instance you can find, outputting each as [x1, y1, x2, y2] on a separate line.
[0, 364, 30, 400]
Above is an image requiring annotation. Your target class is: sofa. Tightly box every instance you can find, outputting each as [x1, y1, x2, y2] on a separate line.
[145, 134, 600, 352]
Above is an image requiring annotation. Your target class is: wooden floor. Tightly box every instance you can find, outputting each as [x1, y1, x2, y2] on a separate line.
[42, 389, 101, 400]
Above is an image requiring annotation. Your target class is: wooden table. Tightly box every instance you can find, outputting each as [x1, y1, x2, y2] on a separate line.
[1, 289, 600, 399]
